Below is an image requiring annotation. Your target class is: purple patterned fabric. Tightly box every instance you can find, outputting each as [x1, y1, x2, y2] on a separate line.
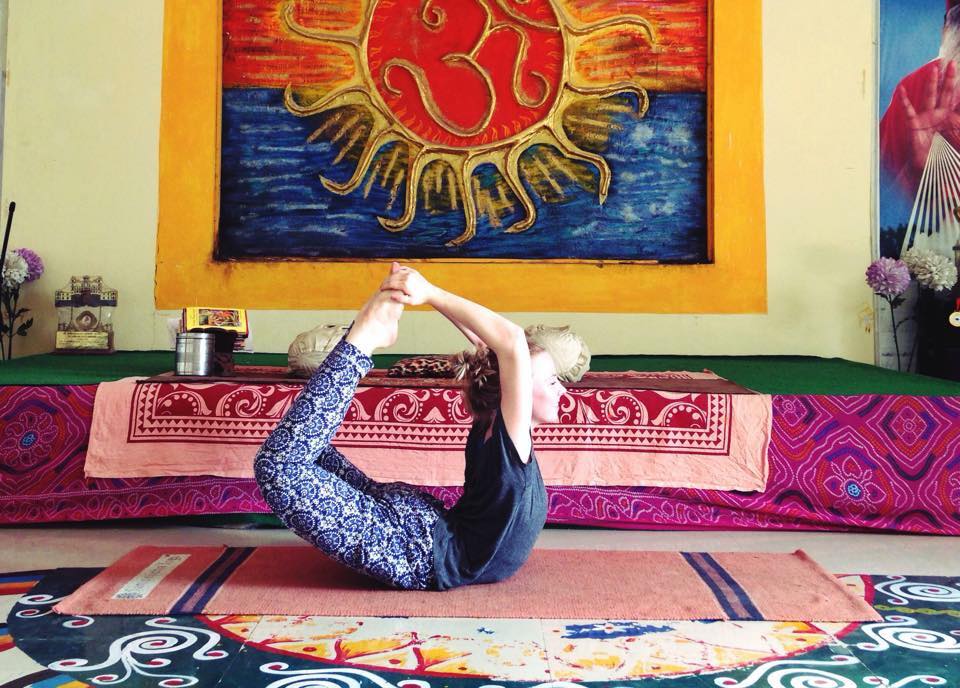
[0, 385, 266, 524]
[1, 386, 958, 534]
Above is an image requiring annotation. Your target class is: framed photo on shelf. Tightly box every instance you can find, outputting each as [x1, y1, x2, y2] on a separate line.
[182, 307, 249, 336]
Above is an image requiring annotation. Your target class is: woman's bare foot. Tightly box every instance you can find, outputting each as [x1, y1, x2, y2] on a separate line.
[345, 290, 404, 355]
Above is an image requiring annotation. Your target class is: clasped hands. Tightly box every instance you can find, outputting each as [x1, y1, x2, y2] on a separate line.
[379, 261, 436, 307]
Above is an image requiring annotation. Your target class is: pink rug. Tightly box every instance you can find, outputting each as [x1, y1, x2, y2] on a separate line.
[54, 546, 879, 622]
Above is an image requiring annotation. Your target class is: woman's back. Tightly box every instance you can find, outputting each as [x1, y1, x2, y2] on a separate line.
[431, 412, 547, 590]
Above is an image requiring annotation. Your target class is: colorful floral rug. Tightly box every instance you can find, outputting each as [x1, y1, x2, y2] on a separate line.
[3, 568, 957, 687]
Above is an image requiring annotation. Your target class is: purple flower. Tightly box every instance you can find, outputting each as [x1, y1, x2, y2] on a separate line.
[13, 248, 43, 282]
[865, 257, 911, 298]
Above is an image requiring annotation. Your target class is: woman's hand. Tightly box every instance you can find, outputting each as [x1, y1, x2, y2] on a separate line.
[380, 262, 437, 306]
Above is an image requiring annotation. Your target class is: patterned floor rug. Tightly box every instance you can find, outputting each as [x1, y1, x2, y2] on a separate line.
[2, 568, 957, 687]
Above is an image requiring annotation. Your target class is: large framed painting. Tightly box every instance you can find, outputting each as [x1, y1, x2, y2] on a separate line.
[156, 0, 765, 312]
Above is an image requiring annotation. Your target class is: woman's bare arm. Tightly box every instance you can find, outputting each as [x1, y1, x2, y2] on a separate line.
[381, 263, 533, 459]
[446, 313, 484, 349]
[428, 288, 524, 356]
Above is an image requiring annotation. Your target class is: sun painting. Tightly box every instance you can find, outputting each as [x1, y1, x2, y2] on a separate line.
[218, 0, 708, 261]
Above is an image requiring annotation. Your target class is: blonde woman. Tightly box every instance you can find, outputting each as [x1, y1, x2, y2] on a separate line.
[254, 263, 567, 590]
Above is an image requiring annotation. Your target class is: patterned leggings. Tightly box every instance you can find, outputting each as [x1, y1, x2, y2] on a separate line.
[253, 336, 443, 590]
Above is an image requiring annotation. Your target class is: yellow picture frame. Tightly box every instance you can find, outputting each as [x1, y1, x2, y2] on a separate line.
[156, 0, 765, 313]
[183, 307, 249, 335]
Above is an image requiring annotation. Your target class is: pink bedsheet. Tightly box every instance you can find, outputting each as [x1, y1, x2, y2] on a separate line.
[84, 373, 772, 491]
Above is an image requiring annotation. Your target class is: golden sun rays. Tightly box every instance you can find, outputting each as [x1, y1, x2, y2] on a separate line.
[280, 0, 656, 247]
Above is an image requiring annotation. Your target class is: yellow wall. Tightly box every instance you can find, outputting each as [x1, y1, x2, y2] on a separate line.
[1, 0, 877, 360]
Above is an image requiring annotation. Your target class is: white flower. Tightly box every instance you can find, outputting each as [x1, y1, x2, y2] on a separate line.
[901, 247, 935, 273]
[916, 255, 958, 291]
[1, 252, 28, 288]
[903, 247, 959, 291]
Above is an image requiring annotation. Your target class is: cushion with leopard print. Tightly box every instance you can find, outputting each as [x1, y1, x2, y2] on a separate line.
[386, 354, 456, 378]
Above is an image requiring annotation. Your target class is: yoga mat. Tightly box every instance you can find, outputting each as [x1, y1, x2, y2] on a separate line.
[54, 546, 879, 622]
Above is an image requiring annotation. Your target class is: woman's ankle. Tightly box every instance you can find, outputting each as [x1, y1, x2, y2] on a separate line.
[344, 326, 377, 356]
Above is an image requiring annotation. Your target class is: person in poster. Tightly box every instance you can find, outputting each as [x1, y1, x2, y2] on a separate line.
[880, 0, 960, 256]
[879, 0, 960, 377]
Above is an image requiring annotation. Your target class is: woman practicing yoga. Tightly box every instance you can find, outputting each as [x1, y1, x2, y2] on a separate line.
[254, 263, 567, 590]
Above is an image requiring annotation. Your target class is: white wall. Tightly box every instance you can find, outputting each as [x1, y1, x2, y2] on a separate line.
[1, 0, 877, 361]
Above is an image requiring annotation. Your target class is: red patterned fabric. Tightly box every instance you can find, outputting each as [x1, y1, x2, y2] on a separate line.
[129, 380, 302, 445]
[2, 385, 959, 534]
[126, 375, 731, 452]
[87, 375, 770, 490]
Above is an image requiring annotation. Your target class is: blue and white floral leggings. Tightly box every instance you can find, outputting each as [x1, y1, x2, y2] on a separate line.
[254, 337, 443, 590]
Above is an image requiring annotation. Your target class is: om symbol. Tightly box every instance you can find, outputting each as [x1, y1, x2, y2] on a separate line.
[365, 0, 564, 148]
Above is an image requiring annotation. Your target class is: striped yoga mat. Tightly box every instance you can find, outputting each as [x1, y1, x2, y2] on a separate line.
[54, 546, 879, 622]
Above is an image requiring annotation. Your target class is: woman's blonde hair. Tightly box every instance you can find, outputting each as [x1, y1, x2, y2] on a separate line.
[452, 341, 544, 424]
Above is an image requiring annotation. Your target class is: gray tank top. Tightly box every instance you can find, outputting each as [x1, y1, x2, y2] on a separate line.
[431, 410, 548, 590]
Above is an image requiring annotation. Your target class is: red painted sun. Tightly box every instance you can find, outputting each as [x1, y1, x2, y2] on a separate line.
[281, 0, 655, 246]
[366, 0, 564, 146]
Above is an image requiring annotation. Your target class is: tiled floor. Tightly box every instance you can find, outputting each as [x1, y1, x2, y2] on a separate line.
[0, 524, 957, 686]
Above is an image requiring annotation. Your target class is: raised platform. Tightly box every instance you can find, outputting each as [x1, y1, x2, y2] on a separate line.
[2, 352, 959, 534]
[4, 351, 960, 394]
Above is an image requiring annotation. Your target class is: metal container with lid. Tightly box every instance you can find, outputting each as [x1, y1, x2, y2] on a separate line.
[175, 332, 215, 376]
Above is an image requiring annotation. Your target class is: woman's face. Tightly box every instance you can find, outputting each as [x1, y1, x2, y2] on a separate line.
[530, 351, 566, 426]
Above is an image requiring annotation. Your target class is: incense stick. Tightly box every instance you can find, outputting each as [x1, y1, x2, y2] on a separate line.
[0, 201, 16, 276]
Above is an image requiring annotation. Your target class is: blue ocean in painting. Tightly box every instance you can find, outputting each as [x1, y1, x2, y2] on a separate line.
[218, 89, 707, 261]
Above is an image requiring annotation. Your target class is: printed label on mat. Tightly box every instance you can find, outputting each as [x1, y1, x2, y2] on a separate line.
[112, 554, 190, 599]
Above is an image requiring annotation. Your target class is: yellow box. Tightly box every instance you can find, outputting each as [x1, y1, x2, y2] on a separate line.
[182, 307, 249, 335]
